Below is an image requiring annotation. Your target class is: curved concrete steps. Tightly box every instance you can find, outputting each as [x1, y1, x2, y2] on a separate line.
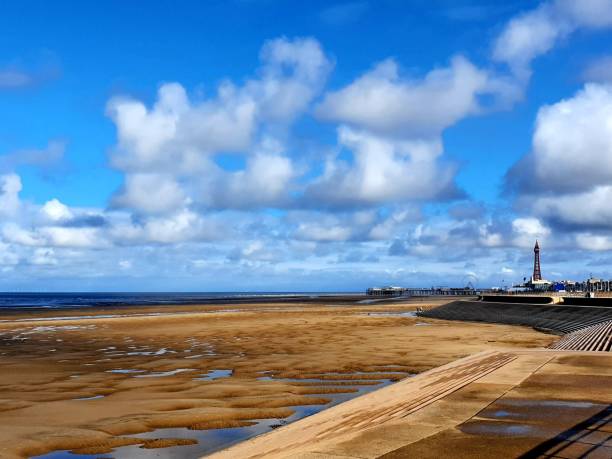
[549, 319, 612, 352]
[420, 300, 612, 335]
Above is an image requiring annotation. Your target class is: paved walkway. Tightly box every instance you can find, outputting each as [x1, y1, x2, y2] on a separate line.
[206, 350, 612, 459]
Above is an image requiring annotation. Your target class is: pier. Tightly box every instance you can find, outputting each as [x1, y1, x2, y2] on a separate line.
[366, 286, 478, 297]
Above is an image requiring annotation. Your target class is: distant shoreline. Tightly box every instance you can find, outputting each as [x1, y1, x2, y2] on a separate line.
[0, 292, 366, 313]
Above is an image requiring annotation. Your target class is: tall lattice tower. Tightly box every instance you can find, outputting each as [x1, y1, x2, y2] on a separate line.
[532, 240, 542, 281]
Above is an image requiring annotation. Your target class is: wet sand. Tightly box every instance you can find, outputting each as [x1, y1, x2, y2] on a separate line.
[0, 298, 556, 458]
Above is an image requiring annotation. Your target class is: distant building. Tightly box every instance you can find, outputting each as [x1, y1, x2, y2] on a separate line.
[525, 240, 552, 291]
[533, 240, 542, 281]
[585, 278, 612, 292]
[556, 278, 612, 294]
[517, 242, 612, 294]
[527, 279, 553, 291]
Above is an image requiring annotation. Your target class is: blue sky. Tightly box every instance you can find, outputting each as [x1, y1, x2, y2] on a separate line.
[2, 0, 612, 291]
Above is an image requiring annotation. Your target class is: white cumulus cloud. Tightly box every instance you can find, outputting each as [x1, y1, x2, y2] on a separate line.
[305, 127, 459, 206]
[512, 217, 550, 247]
[531, 84, 612, 192]
[0, 174, 22, 217]
[41, 227, 107, 249]
[494, 0, 612, 78]
[317, 56, 502, 138]
[295, 222, 352, 242]
[576, 233, 612, 251]
[310, 53, 523, 209]
[507, 83, 612, 230]
[112, 173, 188, 214]
[107, 37, 331, 215]
[31, 248, 57, 265]
[40, 198, 73, 222]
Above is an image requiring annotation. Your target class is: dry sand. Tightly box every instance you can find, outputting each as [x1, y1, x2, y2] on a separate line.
[0, 298, 556, 458]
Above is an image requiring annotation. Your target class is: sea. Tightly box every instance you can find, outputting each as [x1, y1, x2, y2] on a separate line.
[0, 292, 361, 310]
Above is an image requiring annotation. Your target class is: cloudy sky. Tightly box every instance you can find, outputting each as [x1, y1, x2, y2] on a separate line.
[2, 0, 612, 291]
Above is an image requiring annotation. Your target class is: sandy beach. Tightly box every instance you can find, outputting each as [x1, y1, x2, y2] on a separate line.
[0, 298, 556, 458]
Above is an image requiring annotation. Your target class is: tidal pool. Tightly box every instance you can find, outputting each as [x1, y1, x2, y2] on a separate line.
[194, 369, 233, 381]
[32, 372, 404, 459]
[362, 311, 418, 318]
[73, 395, 105, 401]
[460, 421, 539, 437]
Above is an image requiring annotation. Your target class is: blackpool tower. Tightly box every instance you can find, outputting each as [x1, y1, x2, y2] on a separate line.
[533, 240, 542, 281]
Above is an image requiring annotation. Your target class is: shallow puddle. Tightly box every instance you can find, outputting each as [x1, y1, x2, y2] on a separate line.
[134, 368, 195, 378]
[31, 452, 102, 459]
[491, 409, 518, 418]
[106, 368, 145, 374]
[460, 421, 539, 437]
[362, 311, 417, 318]
[471, 398, 606, 440]
[499, 399, 596, 409]
[125, 347, 177, 356]
[73, 395, 105, 401]
[321, 371, 405, 376]
[194, 369, 233, 381]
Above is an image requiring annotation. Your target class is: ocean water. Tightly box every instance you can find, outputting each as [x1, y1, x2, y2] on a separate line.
[0, 292, 358, 310]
